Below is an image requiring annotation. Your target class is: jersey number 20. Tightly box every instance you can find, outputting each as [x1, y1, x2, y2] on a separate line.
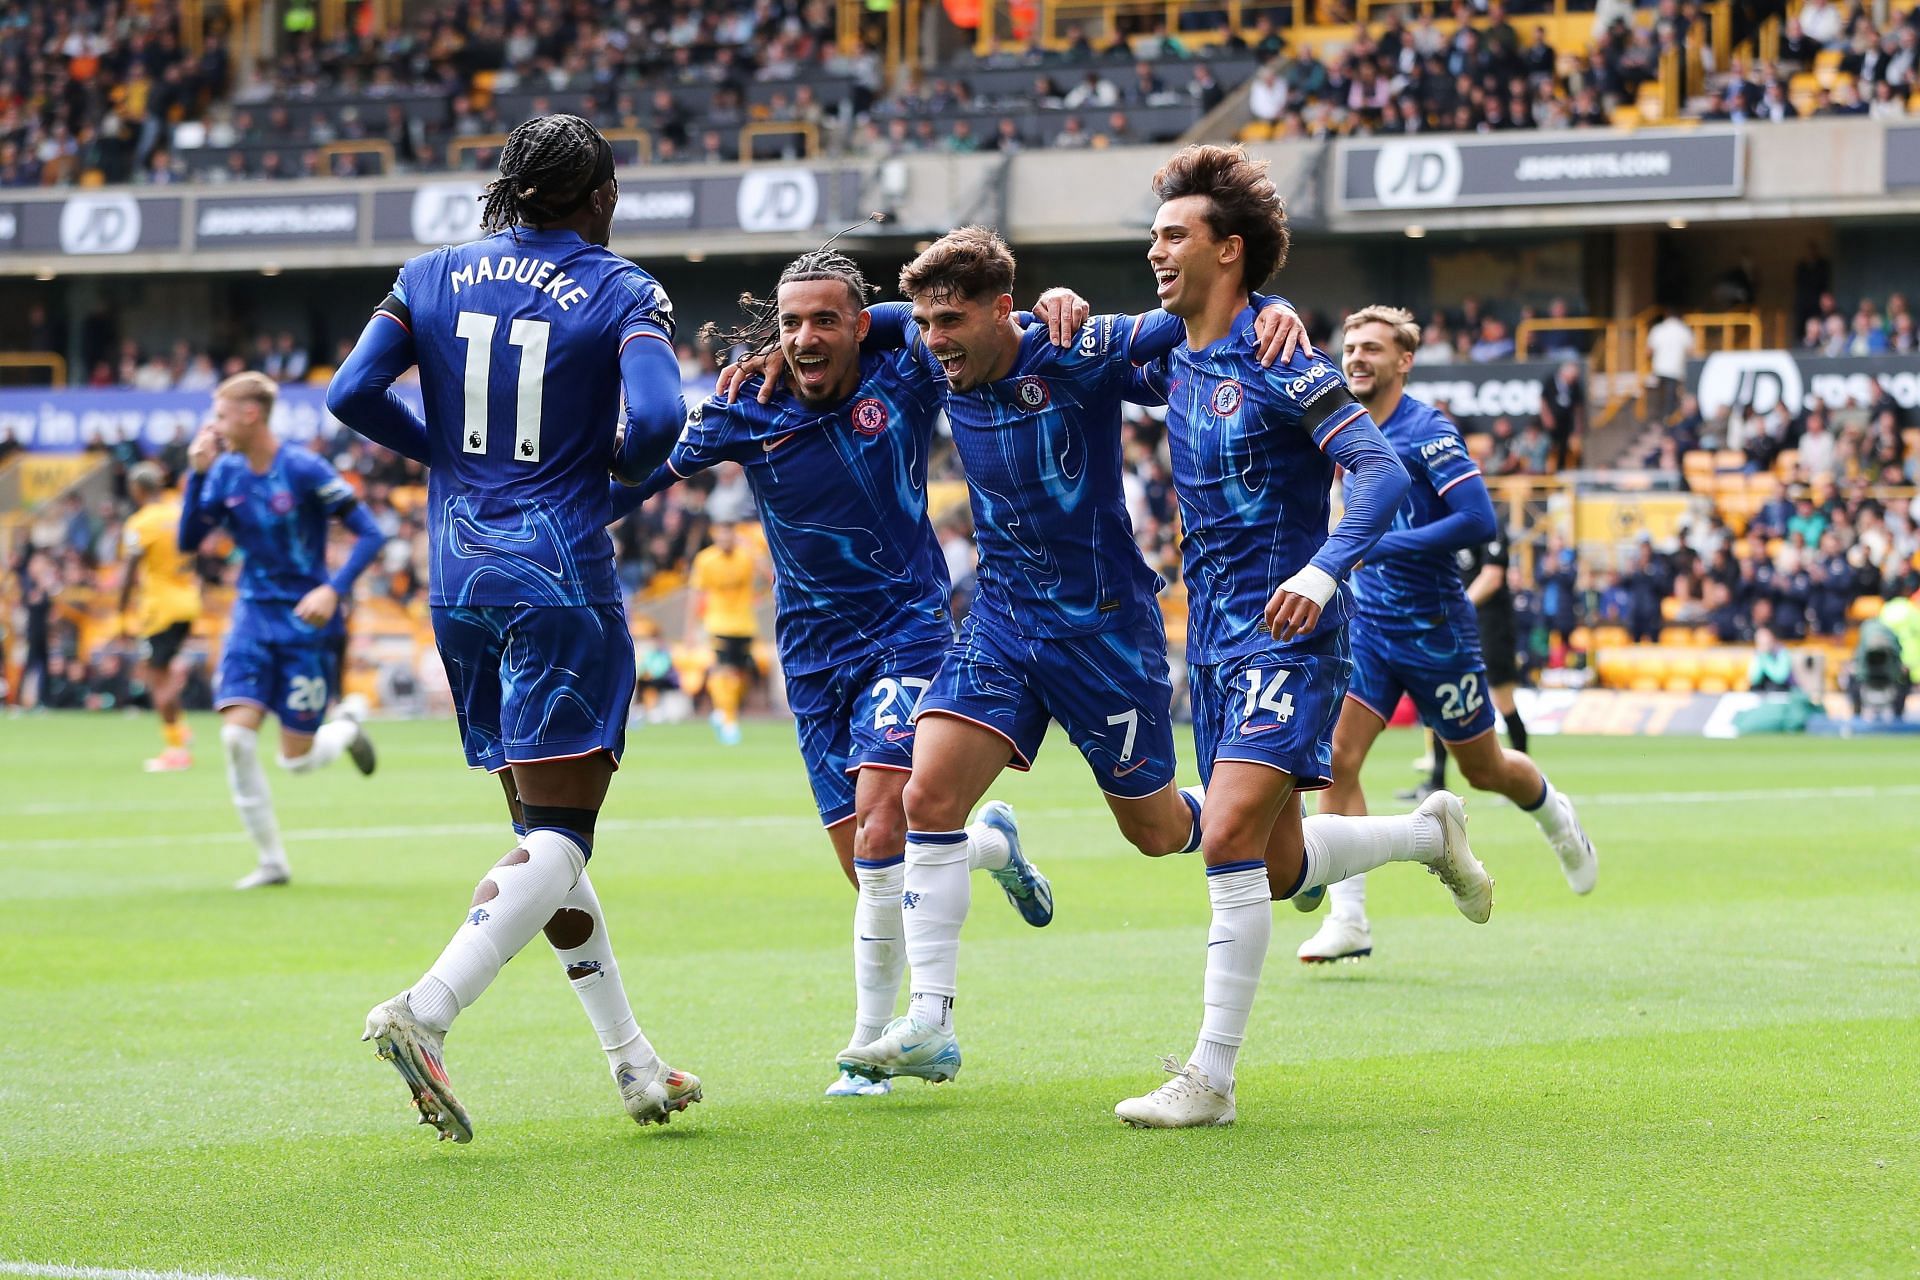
[456, 311, 550, 463]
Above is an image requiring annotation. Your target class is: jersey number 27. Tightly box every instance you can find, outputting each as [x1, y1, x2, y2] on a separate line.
[456, 311, 549, 463]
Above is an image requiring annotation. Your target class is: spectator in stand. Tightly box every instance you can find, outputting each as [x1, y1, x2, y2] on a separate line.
[1746, 627, 1796, 691]
[1798, 410, 1838, 480]
[1646, 310, 1697, 419]
[1469, 316, 1516, 363]
[1248, 63, 1288, 122]
[1540, 361, 1586, 471]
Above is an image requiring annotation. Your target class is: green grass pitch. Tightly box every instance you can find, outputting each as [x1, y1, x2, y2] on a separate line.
[2, 714, 1916, 1278]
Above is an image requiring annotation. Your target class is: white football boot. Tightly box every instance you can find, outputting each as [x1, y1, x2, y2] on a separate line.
[824, 1070, 892, 1098]
[1418, 789, 1494, 924]
[837, 1016, 961, 1083]
[1297, 913, 1373, 963]
[1115, 1056, 1235, 1128]
[234, 863, 290, 890]
[616, 1058, 702, 1125]
[1546, 791, 1598, 895]
[363, 992, 473, 1143]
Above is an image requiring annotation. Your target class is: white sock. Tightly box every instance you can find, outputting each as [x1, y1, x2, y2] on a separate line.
[1297, 811, 1442, 904]
[276, 719, 357, 774]
[546, 870, 657, 1075]
[966, 821, 1009, 872]
[1525, 775, 1566, 835]
[409, 829, 587, 1034]
[1327, 874, 1365, 922]
[221, 723, 285, 871]
[903, 829, 970, 1031]
[1188, 865, 1271, 1093]
[852, 856, 907, 1047]
[1178, 785, 1206, 853]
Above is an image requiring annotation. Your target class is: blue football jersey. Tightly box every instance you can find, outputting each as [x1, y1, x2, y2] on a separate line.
[882, 306, 1183, 638]
[658, 350, 952, 675]
[194, 446, 359, 640]
[1136, 307, 1381, 665]
[1350, 394, 1484, 635]
[392, 226, 675, 607]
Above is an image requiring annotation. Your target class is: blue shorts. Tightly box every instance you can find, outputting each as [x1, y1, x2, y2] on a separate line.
[432, 604, 637, 773]
[1347, 613, 1498, 743]
[786, 635, 949, 827]
[1189, 628, 1352, 790]
[217, 631, 339, 735]
[915, 609, 1177, 799]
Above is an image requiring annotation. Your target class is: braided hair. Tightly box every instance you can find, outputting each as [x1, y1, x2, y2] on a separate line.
[702, 222, 884, 361]
[479, 114, 614, 234]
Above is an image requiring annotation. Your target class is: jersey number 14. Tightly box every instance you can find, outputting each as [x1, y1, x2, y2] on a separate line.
[456, 311, 550, 463]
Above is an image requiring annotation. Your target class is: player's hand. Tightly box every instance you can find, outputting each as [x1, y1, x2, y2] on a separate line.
[1252, 303, 1311, 368]
[716, 351, 785, 404]
[1264, 566, 1337, 642]
[187, 425, 222, 473]
[294, 584, 340, 627]
[1032, 288, 1090, 347]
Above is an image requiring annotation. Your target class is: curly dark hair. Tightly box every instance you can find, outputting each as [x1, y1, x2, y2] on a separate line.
[1151, 144, 1291, 289]
[479, 114, 611, 234]
[897, 225, 1016, 304]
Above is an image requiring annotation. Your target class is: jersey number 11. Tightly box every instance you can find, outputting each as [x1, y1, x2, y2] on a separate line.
[456, 311, 550, 463]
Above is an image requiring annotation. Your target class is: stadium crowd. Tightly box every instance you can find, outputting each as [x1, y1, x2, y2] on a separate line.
[2, 0, 1917, 189]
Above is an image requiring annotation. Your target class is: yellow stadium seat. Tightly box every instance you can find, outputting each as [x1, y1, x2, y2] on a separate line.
[1849, 596, 1885, 622]
[1593, 626, 1631, 649]
[1569, 626, 1592, 651]
[1237, 121, 1274, 142]
[1713, 450, 1745, 472]
[1465, 432, 1493, 461]
[1609, 105, 1642, 129]
[1663, 675, 1696, 693]
[1659, 625, 1694, 644]
[1630, 675, 1663, 692]
[1697, 677, 1730, 695]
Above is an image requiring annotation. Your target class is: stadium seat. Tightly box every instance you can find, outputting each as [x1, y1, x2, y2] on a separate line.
[1593, 626, 1631, 649]
[1696, 676, 1730, 694]
[1237, 121, 1274, 142]
[1609, 105, 1642, 129]
[1713, 450, 1745, 472]
[1849, 596, 1885, 622]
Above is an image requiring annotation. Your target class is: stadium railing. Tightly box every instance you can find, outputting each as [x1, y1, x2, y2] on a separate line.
[0, 353, 67, 388]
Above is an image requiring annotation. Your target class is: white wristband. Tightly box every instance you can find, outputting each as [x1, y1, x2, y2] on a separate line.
[1278, 564, 1338, 608]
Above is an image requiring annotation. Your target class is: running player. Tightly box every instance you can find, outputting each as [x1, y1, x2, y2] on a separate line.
[617, 248, 1054, 1097]
[326, 113, 699, 1141]
[1297, 304, 1596, 966]
[834, 228, 1307, 1088]
[120, 461, 201, 772]
[1114, 147, 1495, 1128]
[686, 519, 766, 745]
[1400, 530, 1528, 804]
[178, 373, 382, 889]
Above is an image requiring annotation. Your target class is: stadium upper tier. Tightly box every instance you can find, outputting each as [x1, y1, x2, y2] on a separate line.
[2, 0, 1914, 188]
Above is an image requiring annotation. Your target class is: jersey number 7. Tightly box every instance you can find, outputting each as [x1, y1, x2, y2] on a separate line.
[456, 311, 550, 463]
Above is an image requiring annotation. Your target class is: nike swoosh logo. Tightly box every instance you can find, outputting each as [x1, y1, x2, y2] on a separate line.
[857, 936, 896, 942]
[1111, 758, 1151, 778]
[884, 727, 915, 742]
[762, 431, 798, 453]
[1240, 722, 1287, 736]
[1208, 939, 1232, 947]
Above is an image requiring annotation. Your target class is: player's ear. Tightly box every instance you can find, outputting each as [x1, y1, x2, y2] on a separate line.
[994, 294, 1014, 322]
[853, 308, 871, 343]
[1219, 234, 1244, 269]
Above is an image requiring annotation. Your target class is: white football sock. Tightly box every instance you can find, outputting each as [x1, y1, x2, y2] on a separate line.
[276, 719, 357, 774]
[903, 829, 970, 1031]
[546, 870, 656, 1075]
[1297, 811, 1442, 902]
[852, 856, 907, 1047]
[1188, 864, 1272, 1093]
[221, 723, 286, 871]
[966, 821, 1009, 872]
[409, 829, 587, 1034]
[1179, 786, 1206, 853]
[1525, 775, 1567, 835]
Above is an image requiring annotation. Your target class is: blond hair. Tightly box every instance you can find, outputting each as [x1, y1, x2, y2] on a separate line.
[214, 371, 278, 416]
[1344, 305, 1421, 354]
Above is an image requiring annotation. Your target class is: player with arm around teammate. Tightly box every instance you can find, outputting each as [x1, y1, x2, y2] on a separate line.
[326, 114, 699, 1142]
[615, 247, 1056, 1098]
[178, 373, 382, 889]
[1298, 305, 1597, 966]
[1114, 147, 1496, 1128]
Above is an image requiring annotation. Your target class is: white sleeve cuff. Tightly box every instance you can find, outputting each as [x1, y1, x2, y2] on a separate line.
[1278, 564, 1338, 608]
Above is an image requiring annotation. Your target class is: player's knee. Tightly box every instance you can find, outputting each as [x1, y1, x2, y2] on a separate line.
[471, 879, 498, 907]
[854, 808, 907, 863]
[494, 848, 530, 868]
[1330, 741, 1367, 782]
[543, 906, 594, 950]
[1115, 811, 1181, 857]
[1458, 749, 1505, 792]
[1199, 806, 1265, 862]
[220, 722, 256, 763]
[901, 775, 964, 832]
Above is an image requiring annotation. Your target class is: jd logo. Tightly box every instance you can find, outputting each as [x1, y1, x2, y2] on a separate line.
[1371, 139, 1462, 209]
[1696, 351, 1803, 418]
[410, 182, 483, 245]
[59, 195, 141, 254]
[736, 170, 819, 232]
